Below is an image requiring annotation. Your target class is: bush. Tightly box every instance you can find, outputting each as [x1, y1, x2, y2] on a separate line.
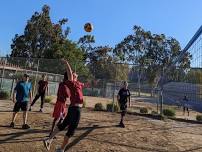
[82, 100, 86, 108]
[106, 103, 119, 112]
[163, 109, 175, 117]
[94, 103, 104, 111]
[140, 107, 148, 114]
[196, 115, 202, 122]
[0, 90, 10, 100]
[44, 96, 53, 103]
[151, 111, 158, 115]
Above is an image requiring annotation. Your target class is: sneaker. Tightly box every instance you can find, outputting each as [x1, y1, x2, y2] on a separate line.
[29, 107, 32, 111]
[55, 147, 64, 152]
[10, 122, 15, 128]
[119, 122, 125, 128]
[22, 124, 30, 129]
[39, 109, 43, 112]
[43, 139, 52, 151]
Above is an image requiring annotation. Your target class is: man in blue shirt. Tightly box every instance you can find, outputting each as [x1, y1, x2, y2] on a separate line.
[10, 74, 32, 129]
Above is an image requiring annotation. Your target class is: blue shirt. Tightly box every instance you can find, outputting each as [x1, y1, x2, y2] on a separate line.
[14, 81, 32, 102]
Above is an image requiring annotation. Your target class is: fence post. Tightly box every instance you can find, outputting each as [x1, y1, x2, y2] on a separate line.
[0, 59, 6, 90]
[160, 89, 163, 115]
[138, 67, 141, 97]
[112, 81, 116, 112]
[33, 59, 40, 96]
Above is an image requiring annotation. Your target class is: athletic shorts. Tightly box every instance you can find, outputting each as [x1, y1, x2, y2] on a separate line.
[120, 104, 127, 111]
[52, 101, 67, 119]
[13, 102, 28, 112]
[57, 106, 81, 137]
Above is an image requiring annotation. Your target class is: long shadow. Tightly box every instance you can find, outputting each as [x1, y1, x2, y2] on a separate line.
[0, 129, 50, 144]
[65, 124, 116, 151]
[0, 110, 12, 112]
[85, 137, 167, 152]
[180, 147, 202, 152]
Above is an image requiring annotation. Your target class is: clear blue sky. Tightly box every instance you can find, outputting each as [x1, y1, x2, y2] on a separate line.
[0, 0, 202, 56]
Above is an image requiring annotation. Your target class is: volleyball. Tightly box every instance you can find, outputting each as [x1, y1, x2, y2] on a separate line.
[84, 22, 93, 32]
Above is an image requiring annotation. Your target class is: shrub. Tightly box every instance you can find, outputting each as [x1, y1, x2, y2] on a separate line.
[82, 100, 86, 108]
[196, 115, 202, 122]
[0, 90, 10, 100]
[94, 103, 104, 111]
[106, 103, 119, 112]
[44, 96, 53, 103]
[151, 111, 158, 115]
[163, 109, 175, 117]
[140, 107, 148, 114]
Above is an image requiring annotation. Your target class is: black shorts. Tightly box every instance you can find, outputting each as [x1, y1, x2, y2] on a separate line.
[120, 104, 127, 111]
[58, 106, 81, 137]
[119, 100, 127, 111]
[13, 102, 28, 112]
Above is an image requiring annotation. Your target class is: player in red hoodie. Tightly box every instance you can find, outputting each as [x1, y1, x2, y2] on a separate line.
[44, 60, 84, 152]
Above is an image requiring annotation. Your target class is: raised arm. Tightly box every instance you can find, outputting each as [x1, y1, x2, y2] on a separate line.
[62, 59, 73, 81]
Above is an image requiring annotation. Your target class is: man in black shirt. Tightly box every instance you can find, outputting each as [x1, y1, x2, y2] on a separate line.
[117, 81, 131, 128]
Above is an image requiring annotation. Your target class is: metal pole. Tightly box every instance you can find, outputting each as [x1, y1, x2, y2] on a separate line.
[0, 59, 6, 90]
[33, 59, 40, 96]
[112, 63, 117, 112]
[138, 67, 141, 97]
[160, 67, 164, 115]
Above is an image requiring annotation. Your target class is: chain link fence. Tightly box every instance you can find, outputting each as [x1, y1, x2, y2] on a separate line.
[0, 55, 201, 115]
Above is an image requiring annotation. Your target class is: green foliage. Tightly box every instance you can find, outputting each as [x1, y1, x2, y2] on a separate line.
[140, 107, 148, 114]
[106, 102, 119, 112]
[44, 96, 54, 103]
[94, 103, 104, 111]
[10, 5, 88, 77]
[196, 115, 202, 122]
[114, 25, 191, 84]
[0, 90, 10, 100]
[163, 109, 176, 117]
[151, 111, 158, 115]
[185, 69, 202, 84]
[82, 100, 86, 108]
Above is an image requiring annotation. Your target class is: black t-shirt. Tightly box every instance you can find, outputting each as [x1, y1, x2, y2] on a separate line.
[38, 80, 48, 93]
[118, 88, 130, 104]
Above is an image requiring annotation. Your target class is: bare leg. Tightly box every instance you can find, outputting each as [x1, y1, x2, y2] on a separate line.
[23, 111, 28, 125]
[61, 135, 69, 151]
[11, 112, 18, 123]
[49, 118, 58, 136]
[44, 127, 61, 150]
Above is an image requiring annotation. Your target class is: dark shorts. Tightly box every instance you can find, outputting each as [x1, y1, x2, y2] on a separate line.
[119, 102, 127, 111]
[13, 102, 28, 112]
[57, 106, 81, 137]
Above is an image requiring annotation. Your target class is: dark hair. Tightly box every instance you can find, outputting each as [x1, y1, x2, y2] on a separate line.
[64, 72, 68, 81]
[24, 74, 29, 78]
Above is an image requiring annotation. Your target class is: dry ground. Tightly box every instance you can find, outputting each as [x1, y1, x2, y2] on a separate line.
[1, 97, 202, 152]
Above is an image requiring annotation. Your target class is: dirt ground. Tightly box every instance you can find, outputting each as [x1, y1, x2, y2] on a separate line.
[1, 98, 202, 152]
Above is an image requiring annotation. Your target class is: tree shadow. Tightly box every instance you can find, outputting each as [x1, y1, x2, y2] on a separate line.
[0, 129, 50, 144]
[65, 124, 117, 151]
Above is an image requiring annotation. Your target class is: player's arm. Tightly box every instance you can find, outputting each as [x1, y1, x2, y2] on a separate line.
[13, 82, 18, 103]
[13, 90, 16, 103]
[29, 85, 32, 103]
[62, 59, 73, 81]
[117, 90, 121, 105]
[46, 83, 49, 95]
[128, 90, 131, 107]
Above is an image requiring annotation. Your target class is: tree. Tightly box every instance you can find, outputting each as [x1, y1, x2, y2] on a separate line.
[114, 25, 191, 87]
[10, 5, 87, 76]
